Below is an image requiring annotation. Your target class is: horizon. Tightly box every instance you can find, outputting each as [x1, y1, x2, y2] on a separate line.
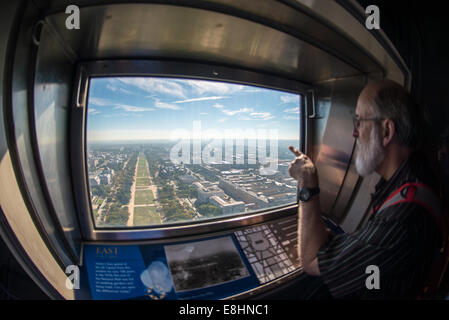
[87, 138, 301, 144]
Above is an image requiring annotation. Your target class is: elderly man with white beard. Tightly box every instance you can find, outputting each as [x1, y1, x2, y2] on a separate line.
[288, 80, 443, 299]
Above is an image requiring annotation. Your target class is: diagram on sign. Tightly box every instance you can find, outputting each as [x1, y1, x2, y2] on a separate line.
[235, 224, 295, 284]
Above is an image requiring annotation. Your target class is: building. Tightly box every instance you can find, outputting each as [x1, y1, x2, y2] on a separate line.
[193, 181, 225, 203]
[218, 178, 268, 207]
[89, 176, 100, 186]
[179, 174, 196, 184]
[209, 196, 245, 215]
[218, 172, 296, 209]
[102, 167, 115, 176]
[277, 161, 291, 176]
[99, 174, 112, 185]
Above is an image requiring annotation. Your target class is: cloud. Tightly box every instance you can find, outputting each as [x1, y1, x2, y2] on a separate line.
[173, 96, 228, 104]
[116, 78, 187, 99]
[284, 115, 300, 120]
[88, 108, 100, 115]
[249, 112, 274, 120]
[242, 88, 262, 93]
[283, 107, 300, 114]
[222, 107, 253, 116]
[114, 104, 155, 112]
[213, 103, 224, 109]
[238, 112, 274, 121]
[88, 97, 114, 106]
[218, 118, 227, 123]
[118, 87, 134, 95]
[280, 95, 298, 104]
[185, 79, 244, 95]
[154, 100, 182, 110]
[106, 84, 117, 92]
[106, 84, 135, 96]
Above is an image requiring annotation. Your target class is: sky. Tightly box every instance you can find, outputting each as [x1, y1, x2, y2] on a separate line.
[87, 77, 301, 141]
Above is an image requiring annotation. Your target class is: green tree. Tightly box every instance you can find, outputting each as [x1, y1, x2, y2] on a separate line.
[197, 204, 222, 217]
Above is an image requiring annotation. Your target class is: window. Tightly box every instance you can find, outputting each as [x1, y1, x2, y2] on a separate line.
[86, 77, 301, 228]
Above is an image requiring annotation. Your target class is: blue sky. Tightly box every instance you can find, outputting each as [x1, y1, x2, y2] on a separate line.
[87, 77, 301, 141]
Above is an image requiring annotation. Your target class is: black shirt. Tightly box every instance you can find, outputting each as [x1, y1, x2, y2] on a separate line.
[317, 152, 442, 299]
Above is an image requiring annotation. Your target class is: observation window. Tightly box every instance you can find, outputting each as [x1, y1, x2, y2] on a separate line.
[86, 77, 301, 228]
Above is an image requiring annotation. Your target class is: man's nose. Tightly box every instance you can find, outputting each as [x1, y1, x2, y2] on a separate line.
[352, 127, 359, 138]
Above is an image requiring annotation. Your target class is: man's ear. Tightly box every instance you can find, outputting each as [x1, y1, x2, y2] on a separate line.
[382, 118, 395, 146]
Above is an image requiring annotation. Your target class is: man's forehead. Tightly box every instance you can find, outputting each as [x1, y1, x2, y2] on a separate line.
[356, 86, 377, 116]
[356, 96, 372, 116]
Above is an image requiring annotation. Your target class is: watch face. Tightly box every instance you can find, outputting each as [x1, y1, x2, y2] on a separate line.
[299, 188, 310, 201]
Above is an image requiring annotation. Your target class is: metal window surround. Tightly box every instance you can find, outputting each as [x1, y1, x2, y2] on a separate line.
[71, 60, 308, 241]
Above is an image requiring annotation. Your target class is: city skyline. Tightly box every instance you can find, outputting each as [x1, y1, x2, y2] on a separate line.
[87, 77, 301, 141]
[88, 142, 297, 228]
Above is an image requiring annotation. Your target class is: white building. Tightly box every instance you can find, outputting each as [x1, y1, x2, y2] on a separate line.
[209, 195, 245, 215]
[193, 181, 225, 203]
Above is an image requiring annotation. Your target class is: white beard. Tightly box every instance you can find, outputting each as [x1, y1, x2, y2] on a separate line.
[355, 125, 385, 177]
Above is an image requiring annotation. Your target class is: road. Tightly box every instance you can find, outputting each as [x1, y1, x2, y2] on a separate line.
[126, 157, 138, 227]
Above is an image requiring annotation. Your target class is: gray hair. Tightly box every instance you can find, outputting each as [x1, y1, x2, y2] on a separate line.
[371, 81, 422, 148]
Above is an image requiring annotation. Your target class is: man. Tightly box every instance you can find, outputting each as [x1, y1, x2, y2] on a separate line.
[288, 80, 442, 299]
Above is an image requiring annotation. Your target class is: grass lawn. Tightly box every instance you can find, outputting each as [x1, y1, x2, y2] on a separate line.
[136, 177, 151, 186]
[134, 189, 154, 205]
[138, 157, 147, 167]
[134, 206, 161, 226]
[137, 166, 148, 177]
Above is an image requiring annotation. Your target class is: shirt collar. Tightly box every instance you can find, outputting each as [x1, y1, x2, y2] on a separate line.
[372, 153, 413, 201]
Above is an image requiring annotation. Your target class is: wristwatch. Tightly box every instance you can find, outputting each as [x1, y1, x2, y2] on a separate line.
[297, 186, 320, 202]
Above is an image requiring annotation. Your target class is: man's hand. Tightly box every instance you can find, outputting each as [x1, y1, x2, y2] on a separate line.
[288, 146, 318, 188]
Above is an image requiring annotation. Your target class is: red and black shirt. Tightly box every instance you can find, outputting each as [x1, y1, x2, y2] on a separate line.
[317, 152, 442, 299]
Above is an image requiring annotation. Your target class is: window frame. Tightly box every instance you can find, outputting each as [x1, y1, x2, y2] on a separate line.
[71, 59, 310, 241]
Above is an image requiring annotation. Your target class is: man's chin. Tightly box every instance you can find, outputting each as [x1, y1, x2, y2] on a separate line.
[355, 156, 375, 177]
[355, 165, 372, 177]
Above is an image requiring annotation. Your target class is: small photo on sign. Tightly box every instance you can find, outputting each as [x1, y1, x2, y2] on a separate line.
[164, 237, 249, 292]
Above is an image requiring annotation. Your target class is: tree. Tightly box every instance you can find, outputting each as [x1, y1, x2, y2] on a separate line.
[197, 204, 222, 217]
[105, 205, 129, 226]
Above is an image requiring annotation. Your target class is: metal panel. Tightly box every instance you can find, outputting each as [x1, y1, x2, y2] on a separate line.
[9, 6, 78, 267]
[334, 0, 411, 89]
[205, 0, 384, 73]
[33, 23, 82, 257]
[82, 205, 299, 242]
[0, 0, 75, 299]
[44, 3, 362, 83]
[340, 172, 380, 233]
[313, 76, 366, 217]
[330, 151, 361, 223]
[297, 0, 408, 84]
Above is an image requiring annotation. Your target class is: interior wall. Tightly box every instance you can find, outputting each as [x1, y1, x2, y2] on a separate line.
[0, 0, 76, 299]
[356, 0, 449, 160]
[34, 22, 82, 261]
[311, 76, 366, 222]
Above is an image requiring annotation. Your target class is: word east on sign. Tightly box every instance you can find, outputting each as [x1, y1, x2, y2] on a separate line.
[170, 121, 279, 175]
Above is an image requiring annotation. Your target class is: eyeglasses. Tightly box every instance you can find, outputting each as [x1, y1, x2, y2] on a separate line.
[352, 116, 385, 130]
